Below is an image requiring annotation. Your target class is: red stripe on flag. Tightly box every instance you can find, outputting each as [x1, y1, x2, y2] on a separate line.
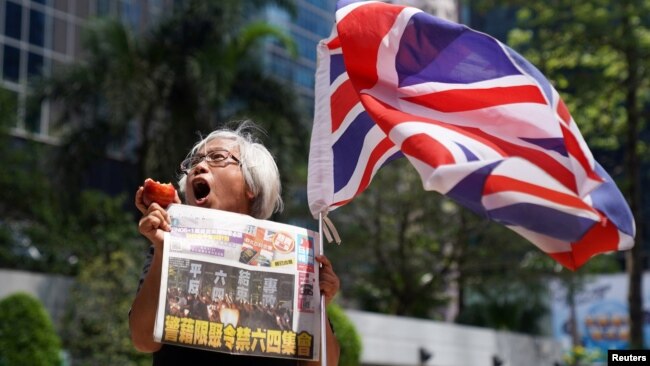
[483, 175, 596, 212]
[331, 79, 359, 133]
[356, 137, 395, 195]
[571, 215, 619, 268]
[403, 85, 547, 112]
[560, 124, 602, 183]
[326, 36, 340, 50]
[360, 95, 508, 157]
[466, 127, 578, 193]
[363, 91, 578, 193]
[337, 3, 404, 91]
[556, 98, 571, 125]
[331, 197, 353, 208]
[550, 214, 618, 270]
[547, 251, 578, 271]
[330, 197, 354, 208]
[401, 133, 455, 168]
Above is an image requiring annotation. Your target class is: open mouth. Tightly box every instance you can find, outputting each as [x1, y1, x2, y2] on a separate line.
[192, 180, 211, 202]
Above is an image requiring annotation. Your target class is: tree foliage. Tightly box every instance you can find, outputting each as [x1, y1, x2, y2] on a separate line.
[0, 156, 144, 275]
[503, 0, 650, 347]
[0, 292, 62, 366]
[39, 0, 306, 196]
[456, 279, 547, 334]
[63, 250, 149, 366]
[0, 91, 77, 274]
[327, 303, 362, 366]
[330, 161, 457, 318]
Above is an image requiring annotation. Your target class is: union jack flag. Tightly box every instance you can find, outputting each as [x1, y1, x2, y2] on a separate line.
[307, 0, 635, 270]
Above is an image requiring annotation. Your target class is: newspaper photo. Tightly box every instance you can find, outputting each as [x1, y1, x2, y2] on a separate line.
[153, 204, 321, 361]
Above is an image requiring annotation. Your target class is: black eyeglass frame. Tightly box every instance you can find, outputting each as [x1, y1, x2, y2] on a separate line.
[180, 148, 241, 174]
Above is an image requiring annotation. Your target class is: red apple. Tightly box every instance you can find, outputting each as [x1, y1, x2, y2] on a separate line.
[142, 178, 177, 207]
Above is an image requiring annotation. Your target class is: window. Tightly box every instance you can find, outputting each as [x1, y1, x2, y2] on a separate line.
[5, 2, 23, 40]
[270, 57, 292, 80]
[2, 45, 20, 82]
[29, 10, 46, 47]
[28, 52, 45, 78]
[73, 24, 83, 57]
[75, 0, 90, 18]
[305, 0, 335, 12]
[293, 32, 318, 62]
[296, 5, 332, 37]
[265, 6, 291, 28]
[97, 0, 112, 16]
[54, 0, 68, 12]
[121, 1, 141, 30]
[296, 64, 315, 89]
[53, 17, 68, 55]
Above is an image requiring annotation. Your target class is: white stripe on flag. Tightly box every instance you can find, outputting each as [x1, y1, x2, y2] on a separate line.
[507, 225, 573, 254]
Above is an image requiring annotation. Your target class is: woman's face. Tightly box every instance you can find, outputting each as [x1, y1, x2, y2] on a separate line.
[184, 138, 253, 215]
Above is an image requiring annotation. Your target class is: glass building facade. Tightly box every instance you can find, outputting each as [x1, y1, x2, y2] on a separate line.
[260, 0, 459, 120]
[2, 0, 459, 138]
[0, 0, 172, 140]
[260, 0, 336, 120]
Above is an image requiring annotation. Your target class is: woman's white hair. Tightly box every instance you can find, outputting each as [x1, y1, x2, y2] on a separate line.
[178, 120, 283, 219]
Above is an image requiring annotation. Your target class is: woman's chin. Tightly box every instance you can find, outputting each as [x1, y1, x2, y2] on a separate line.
[194, 196, 210, 207]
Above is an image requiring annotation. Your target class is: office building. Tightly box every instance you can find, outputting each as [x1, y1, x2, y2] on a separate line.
[0, 0, 172, 141]
[259, 0, 336, 119]
[2, 0, 461, 138]
[260, 0, 459, 119]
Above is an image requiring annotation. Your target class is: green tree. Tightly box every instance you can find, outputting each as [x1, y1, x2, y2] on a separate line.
[52, 191, 145, 265]
[63, 250, 149, 366]
[0, 292, 62, 366]
[0, 89, 76, 273]
[0, 157, 146, 275]
[331, 161, 457, 318]
[40, 0, 304, 197]
[456, 279, 547, 334]
[327, 303, 362, 366]
[504, 0, 650, 347]
[452, 217, 551, 334]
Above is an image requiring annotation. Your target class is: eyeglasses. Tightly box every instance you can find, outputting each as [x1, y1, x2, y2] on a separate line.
[180, 149, 241, 174]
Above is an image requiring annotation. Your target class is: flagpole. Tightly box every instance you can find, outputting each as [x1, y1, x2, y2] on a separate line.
[319, 211, 327, 366]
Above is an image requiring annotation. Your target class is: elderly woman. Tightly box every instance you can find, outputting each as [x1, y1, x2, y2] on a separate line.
[130, 121, 341, 366]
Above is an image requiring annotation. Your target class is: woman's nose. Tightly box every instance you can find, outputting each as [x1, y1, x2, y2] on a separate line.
[191, 160, 210, 174]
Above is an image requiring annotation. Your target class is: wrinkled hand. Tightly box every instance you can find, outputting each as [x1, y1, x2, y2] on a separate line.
[316, 255, 340, 305]
[135, 186, 181, 247]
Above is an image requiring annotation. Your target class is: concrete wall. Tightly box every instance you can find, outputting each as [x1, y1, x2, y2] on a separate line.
[345, 310, 564, 366]
[0, 269, 73, 331]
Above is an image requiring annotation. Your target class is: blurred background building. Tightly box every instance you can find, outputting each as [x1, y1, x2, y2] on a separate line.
[0, 0, 463, 135]
[0, 0, 175, 142]
[258, 0, 460, 118]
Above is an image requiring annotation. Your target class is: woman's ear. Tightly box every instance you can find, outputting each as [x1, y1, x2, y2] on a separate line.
[246, 189, 255, 201]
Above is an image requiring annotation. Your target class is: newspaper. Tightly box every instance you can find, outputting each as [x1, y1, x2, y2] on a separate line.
[153, 204, 321, 361]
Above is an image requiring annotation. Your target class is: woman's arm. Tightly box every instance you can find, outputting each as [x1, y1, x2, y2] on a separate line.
[129, 186, 179, 352]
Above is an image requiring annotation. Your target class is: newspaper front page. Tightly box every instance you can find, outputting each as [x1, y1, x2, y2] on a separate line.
[153, 204, 321, 361]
